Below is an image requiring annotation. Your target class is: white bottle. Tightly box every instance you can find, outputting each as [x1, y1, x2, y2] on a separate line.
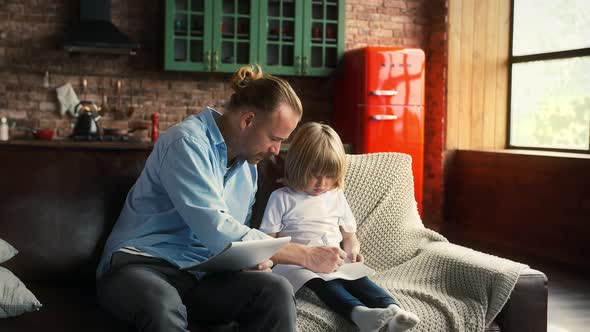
[0, 117, 9, 141]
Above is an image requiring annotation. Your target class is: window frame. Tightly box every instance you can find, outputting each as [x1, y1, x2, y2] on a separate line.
[507, 0, 590, 154]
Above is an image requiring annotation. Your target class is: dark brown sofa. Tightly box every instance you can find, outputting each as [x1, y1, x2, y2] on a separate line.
[0, 142, 548, 331]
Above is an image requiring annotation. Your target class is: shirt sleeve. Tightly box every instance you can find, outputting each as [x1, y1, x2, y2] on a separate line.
[243, 169, 257, 226]
[159, 137, 269, 255]
[259, 190, 285, 234]
[338, 191, 357, 233]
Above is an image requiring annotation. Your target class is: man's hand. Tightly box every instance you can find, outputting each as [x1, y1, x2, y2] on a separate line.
[271, 242, 347, 273]
[304, 246, 347, 273]
[244, 259, 273, 272]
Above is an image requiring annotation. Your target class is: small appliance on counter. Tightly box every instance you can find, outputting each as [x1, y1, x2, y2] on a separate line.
[71, 101, 101, 140]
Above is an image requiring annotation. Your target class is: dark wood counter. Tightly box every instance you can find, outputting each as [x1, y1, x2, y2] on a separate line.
[0, 139, 154, 151]
[0, 139, 353, 153]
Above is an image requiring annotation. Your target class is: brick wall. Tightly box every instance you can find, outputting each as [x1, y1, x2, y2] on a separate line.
[0, 0, 447, 227]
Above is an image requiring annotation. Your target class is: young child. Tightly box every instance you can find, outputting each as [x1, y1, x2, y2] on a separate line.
[260, 122, 420, 332]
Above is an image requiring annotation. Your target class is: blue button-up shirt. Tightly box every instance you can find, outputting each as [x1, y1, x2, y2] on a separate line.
[97, 107, 270, 278]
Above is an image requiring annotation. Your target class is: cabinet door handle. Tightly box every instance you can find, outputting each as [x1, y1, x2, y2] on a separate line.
[205, 51, 211, 71]
[369, 115, 398, 121]
[302, 56, 308, 75]
[212, 51, 219, 71]
[369, 90, 398, 96]
[295, 56, 301, 75]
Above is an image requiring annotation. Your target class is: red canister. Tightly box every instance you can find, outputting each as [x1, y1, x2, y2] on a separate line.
[151, 113, 159, 142]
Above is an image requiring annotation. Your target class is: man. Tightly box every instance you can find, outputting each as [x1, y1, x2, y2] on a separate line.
[96, 66, 347, 332]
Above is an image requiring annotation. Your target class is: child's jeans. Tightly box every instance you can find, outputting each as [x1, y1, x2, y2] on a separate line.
[305, 276, 398, 320]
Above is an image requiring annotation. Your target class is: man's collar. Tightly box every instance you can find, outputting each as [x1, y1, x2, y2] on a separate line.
[200, 106, 225, 147]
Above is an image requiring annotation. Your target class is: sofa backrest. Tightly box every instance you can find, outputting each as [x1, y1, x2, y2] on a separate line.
[0, 147, 282, 283]
[2, 148, 417, 282]
[0, 147, 149, 283]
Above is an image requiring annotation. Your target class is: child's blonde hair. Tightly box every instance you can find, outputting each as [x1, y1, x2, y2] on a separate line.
[284, 122, 346, 191]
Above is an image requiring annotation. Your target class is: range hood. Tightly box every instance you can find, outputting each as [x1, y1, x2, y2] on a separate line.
[63, 0, 140, 55]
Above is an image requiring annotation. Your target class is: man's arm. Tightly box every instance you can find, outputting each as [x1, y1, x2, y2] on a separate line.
[160, 137, 269, 254]
[271, 242, 347, 273]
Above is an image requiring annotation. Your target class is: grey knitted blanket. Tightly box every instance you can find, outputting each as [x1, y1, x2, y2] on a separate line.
[295, 153, 527, 332]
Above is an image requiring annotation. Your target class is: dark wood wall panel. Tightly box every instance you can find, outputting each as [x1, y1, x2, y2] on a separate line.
[444, 150, 590, 269]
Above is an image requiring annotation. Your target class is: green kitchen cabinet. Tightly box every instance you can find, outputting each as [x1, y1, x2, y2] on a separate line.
[260, 0, 344, 76]
[164, 0, 344, 77]
[165, 0, 260, 73]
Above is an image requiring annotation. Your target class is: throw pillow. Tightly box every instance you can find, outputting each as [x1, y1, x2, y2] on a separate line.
[0, 238, 18, 264]
[0, 267, 42, 318]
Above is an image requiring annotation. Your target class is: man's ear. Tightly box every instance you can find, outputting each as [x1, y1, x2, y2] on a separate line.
[240, 111, 256, 129]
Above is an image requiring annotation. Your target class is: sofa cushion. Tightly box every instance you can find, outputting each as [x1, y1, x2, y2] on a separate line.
[0, 238, 18, 264]
[0, 267, 42, 318]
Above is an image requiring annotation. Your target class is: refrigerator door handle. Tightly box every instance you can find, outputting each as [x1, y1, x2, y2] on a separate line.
[369, 114, 398, 121]
[369, 90, 398, 96]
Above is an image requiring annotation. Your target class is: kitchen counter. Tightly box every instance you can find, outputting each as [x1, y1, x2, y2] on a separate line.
[0, 139, 154, 151]
[0, 139, 354, 153]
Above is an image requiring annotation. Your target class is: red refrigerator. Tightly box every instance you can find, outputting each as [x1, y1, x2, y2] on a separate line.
[334, 47, 425, 215]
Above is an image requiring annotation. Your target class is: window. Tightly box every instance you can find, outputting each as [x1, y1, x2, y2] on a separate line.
[509, 0, 590, 152]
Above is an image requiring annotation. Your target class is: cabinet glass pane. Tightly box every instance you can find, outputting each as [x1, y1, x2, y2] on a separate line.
[237, 17, 249, 38]
[311, 46, 322, 67]
[238, 0, 250, 15]
[282, 45, 294, 66]
[326, 23, 337, 43]
[267, 44, 279, 65]
[175, 39, 187, 61]
[268, 1, 280, 17]
[311, 23, 322, 42]
[190, 40, 203, 62]
[326, 3, 338, 20]
[190, 15, 203, 36]
[175, 0, 188, 11]
[237, 43, 249, 64]
[282, 21, 294, 41]
[312, 3, 322, 19]
[325, 47, 337, 68]
[222, 17, 234, 38]
[222, 41, 234, 63]
[268, 19, 280, 40]
[174, 14, 188, 36]
[191, 0, 204, 12]
[283, 1, 295, 18]
[223, 0, 235, 14]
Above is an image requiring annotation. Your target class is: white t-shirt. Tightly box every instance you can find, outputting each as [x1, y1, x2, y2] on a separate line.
[259, 187, 357, 247]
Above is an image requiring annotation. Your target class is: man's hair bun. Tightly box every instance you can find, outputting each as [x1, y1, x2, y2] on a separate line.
[232, 64, 264, 91]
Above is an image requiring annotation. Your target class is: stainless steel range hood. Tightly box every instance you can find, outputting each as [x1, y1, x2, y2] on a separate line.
[63, 0, 140, 55]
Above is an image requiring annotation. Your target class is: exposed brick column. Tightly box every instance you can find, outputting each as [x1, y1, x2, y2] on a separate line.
[423, 0, 447, 230]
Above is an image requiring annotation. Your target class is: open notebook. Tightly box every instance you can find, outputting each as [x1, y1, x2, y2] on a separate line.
[181, 237, 291, 272]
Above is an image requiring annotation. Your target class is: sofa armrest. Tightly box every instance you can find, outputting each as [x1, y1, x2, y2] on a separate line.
[495, 268, 548, 332]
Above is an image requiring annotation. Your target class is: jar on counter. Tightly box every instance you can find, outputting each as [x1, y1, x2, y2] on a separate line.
[0, 117, 9, 141]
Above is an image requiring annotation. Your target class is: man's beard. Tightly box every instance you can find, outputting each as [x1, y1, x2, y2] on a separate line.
[246, 152, 270, 164]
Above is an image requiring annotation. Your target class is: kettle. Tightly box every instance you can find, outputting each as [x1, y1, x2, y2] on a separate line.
[72, 101, 102, 138]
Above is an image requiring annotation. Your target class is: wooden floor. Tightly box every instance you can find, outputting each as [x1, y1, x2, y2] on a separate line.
[541, 263, 590, 332]
[443, 234, 590, 332]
